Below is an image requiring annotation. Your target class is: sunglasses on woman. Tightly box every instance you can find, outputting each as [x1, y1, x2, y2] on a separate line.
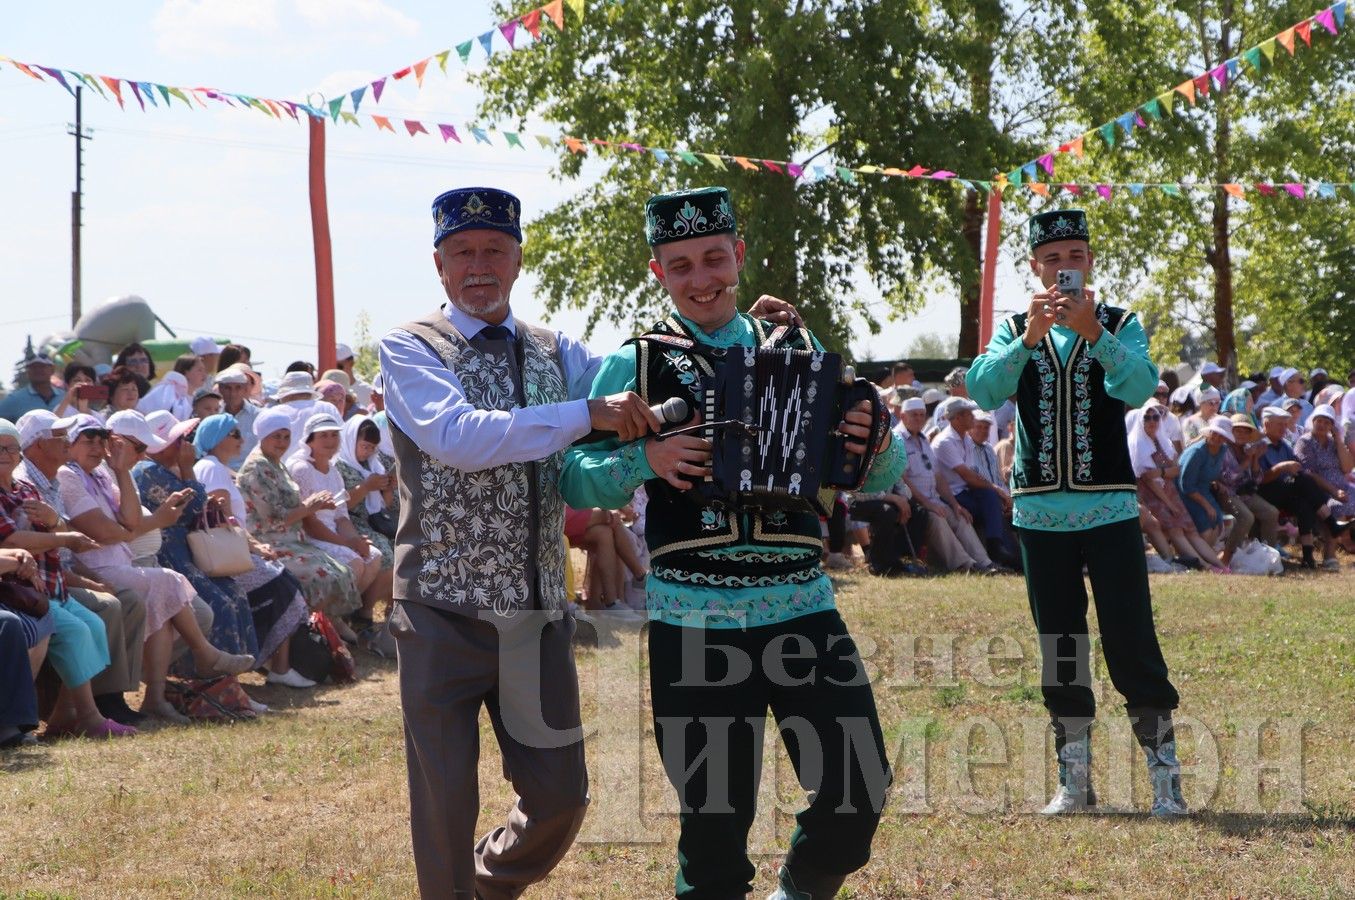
[1143, 413, 1161, 422]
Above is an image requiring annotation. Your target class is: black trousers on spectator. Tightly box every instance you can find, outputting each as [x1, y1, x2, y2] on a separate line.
[1257, 473, 1330, 536]
[649, 611, 891, 900]
[826, 495, 850, 554]
[1016, 519, 1179, 723]
[851, 499, 928, 573]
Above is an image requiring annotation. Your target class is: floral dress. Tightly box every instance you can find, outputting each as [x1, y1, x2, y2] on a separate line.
[336, 460, 394, 568]
[1135, 442, 1195, 531]
[235, 450, 361, 618]
[134, 460, 259, 663]
[1295, 434, 1355, 518]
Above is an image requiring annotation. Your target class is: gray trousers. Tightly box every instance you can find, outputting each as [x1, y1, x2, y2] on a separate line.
[390, 600, 589, 900]
[68, 587, 146, 695]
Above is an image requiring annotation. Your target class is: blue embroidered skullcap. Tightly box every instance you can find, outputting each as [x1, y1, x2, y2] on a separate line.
[193, 413, 239, 459]
[431, 187, 523, 247]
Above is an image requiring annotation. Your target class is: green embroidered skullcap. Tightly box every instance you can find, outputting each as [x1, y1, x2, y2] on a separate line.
[645, 186, 737, 246]
[1028, 208, 1090, 251]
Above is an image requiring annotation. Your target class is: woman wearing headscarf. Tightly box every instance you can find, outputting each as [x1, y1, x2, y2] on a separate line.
[235, 408, 363, 639]
[1179, 386, 1222, 446]
[137, 370, 191, 421]
[1294, 404, 1355, 570]
[57, 412, 255, 722]
[287, 413, 390, 640]
[1128, 406, 1225, 571]
[335, 416, 395, 567]
[192, 414, 313, 687]
[1219, 387, 1255, 428]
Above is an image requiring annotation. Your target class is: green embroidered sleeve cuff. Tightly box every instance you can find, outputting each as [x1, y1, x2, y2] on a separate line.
[861, 435, 907, 494]
[611, 440, 656, 495]
[1085, 328, 1131, 373]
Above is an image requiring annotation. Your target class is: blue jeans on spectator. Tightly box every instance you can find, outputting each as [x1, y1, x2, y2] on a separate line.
[0, 609, 39, 738]
[956, 487, 1016, 556]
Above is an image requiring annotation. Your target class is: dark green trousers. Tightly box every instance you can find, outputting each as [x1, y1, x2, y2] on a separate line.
[1016, 518, 1179, 724]
[648, 610, 890, 900]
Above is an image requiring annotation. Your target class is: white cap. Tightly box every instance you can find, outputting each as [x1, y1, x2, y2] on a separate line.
[1278, 367, 1301, 385]
[973, 410, 994, 424]
[901, 397, 927, 413]
[142, 410, 199, 446]
[1310, 403, 1338, 423]
[1310, 367, 1329, 379]
[106, 410, 168, 453]
[276, 370, 319, 401]
[336, 343, 354, 362]
[1203, 415, 1234, 443]
[1193, 386, 1221, 405]
[214, 366, 250, 386]
[65, 414, 108, 443]
[1170, 385, 1192, 405]
[302, 412, 343, 440]
[1269, 366, 1286, 380]
[352, 382, 374, 407]
[1280, 396, 1303, 410]
[1237, 379, 1258, 391]
[1260, 406, 1291, 421]
[921, 388, 945, 405]
[190, 336, 225, 356]
[943, 398, 980, 419]
[1199, 361, 1225, 376]
[15, 410, 79, 449]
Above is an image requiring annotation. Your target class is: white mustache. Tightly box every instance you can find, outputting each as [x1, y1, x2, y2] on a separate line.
[462, 275, 501, 288]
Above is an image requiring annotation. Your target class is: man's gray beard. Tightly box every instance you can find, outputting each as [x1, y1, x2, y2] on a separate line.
[452, 292, 509, 320]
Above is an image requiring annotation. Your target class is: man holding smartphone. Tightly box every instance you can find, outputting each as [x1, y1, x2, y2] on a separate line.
[967, 209, 1187, 818]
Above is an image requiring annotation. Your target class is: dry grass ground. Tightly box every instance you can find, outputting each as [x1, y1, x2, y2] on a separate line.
[3, 568, 1353, 898]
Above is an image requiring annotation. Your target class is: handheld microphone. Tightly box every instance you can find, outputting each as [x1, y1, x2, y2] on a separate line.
[575, 396, 690, 445]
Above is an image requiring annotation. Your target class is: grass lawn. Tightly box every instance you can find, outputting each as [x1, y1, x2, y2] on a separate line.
[2, 569, 1353, 898]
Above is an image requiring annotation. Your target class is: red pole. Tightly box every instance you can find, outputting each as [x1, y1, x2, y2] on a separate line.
[308, 114, 337, 373]
[978, 189, 1003, 351]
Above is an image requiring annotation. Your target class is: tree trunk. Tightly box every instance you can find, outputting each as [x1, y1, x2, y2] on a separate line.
[1210, 5, 1237, 377]
[958, 189, 984, 357]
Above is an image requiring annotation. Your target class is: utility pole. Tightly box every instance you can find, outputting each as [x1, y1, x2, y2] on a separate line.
[68, 86, 93, 328]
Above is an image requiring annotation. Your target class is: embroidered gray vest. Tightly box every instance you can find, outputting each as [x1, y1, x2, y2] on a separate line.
[1007, 304, 1139, 495]
[388, 310, 569, 618]
[631, 314, 824, 583]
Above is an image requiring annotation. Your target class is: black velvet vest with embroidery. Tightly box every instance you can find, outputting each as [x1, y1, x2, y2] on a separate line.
[631, 314, 824, 580]
[1008, 304, 1139, 495]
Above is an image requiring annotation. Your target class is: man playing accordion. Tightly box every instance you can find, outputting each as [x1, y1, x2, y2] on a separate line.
[562, 186, 905, 900]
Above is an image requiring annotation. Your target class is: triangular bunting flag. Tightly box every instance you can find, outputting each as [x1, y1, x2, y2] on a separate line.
[1226, 58, 1240, 80]
[72, 73, 107, 99]
[521, 9, 543, 38]
[1098, 123, 1116, 148]
[1277, 28, 1296, 55]
[1070, 135, 1085, 157]
[761, 160, 785, 174]
[1318, 181, 1336, 198]
[280, 100, 300, 121]
[500, 21, 519, 48]
[905, 165, 929, 176]
[456, 40, 474, 64]
[676, 150, 699, 164]
[1022, 162, 1038, 181]
[1128, 184, 1146, 196]
[732, 156, 759, 171]
[371, 78, 386, 103]
[1116, 111, 1137, 135]
[11, 61, 45, 81]
[392, 66, 412, 80]
[1038, 153, 1055, 174]
[834, 166, 856, 182]
[564, 137, 587, 153]
[329, 97, 344, 122]
[1192, 73, 1211, 98]
[543, 0, 566, 30]
[351, 86, 367, 113]
[37, 67, 76, 97]
[1096, 185, 1113, 201]
[535, 134, 553, 148]
[372, 115, 394, 132]
[1210, 64, 1228, 90]
[1316, 8, 1338, 34]
[787, 163, 804, 178]
[858, 165, 882, 174]
[138, 82, 158, 107]
[1254, 183, 1276, 196]
[931, 170, 957, 179]
[436, 50, 451, 72]
[1223, 184, 1245, 198]
[405, 119, 428, 136]
[703, 154, 729, 170]
[168, 87, 194, 108]
[127, 81, 146, 112]
[100, 76, 125, 109]
[1142, 98, 1162, 121]
[156, 84, 172, 106]
[478, 31, 496, 57]
[565, 0, 584, 20]
[439, 124, 461, 142]
[1063, 184, 1082, 195]
[1295, 19, 1313, 46]
[1335, 2, 1347, 29]
[1260, 38, 1277, 61]
[1157, 91, 1175, 115]
[1161, 184, 1182, 196]
[505, 131, 525, 148]
[652, 148, 670, 163]
[470, 127, 491, 144]
[340, 112, 359, 125]
[1175, 80, 1196, 104]
[413, 59, 430, 86]
[1283, 182, 1306, 198]
[1243, 47, 1264, 71]
[1029, 183, 1050, 197]
[1008, 167, 1024, 186]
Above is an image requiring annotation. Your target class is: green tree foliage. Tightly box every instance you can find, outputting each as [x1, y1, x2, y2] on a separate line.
[1034, 0, 1355, 374]
[474, 1, 1068, 354]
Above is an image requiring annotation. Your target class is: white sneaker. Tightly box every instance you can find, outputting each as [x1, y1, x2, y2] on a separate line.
[246, 697, 269, 714]
[266, 668, 317, 689]
[1321, 558, 1340, 571]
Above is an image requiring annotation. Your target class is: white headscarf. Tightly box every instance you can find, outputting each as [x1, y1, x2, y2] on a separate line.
[1127, 406, 1176, 477]
[339, 415, 387, 514]
[137, 371, 190, 419]
[372, 410, 395, 458]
